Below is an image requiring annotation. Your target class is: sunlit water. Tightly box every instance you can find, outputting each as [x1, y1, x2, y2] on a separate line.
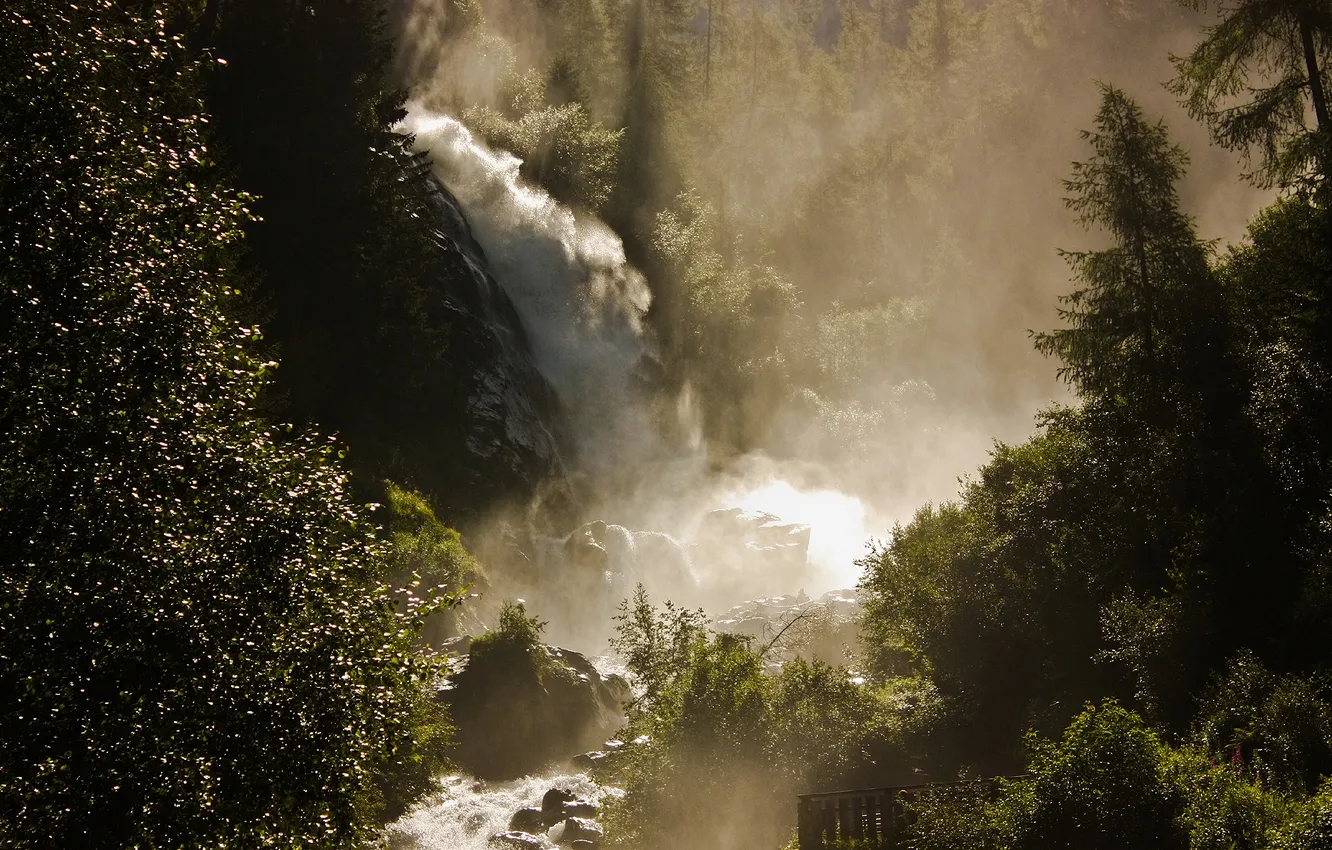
[387, 772, 620, 850]
[401, 108, 657, 482]
[729, 480, 872, 590]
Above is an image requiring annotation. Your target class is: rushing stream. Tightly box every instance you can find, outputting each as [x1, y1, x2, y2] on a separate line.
[387, 772, 619, 850]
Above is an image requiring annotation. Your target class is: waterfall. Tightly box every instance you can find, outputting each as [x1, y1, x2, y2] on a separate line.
[400, 108, 873, 614]
[402, 110, 660, 485]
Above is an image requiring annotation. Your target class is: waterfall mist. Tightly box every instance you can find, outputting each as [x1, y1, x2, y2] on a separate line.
[390, 0, 1274, 651]
[404, 109, 873, 649]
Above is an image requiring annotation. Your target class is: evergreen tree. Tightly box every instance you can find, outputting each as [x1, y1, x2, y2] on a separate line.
[0, 4, 448, 843]
[1171, 0, 1332, 191]
[1034, 85, 1218, 421]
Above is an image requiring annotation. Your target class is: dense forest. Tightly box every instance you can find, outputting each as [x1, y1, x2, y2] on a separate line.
[5, 0, 1332, 849]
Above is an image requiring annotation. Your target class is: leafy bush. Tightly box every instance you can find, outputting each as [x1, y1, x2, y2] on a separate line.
[1001, 702, 1183, 850]
[1271, 782, 1332, 850]
[607, 633, 781, 850]
[1193, 652, 1332, 794]
[606, 594, 904, 850]
[469, 600, 549, 671]
[858, 409, 1127, 768]
[609, 584, 707, 713]
[463, 99, 622, 212]
[902, 702, 1286, 850]
[384, 481, 483, 643]
[0, 4, 451, 844]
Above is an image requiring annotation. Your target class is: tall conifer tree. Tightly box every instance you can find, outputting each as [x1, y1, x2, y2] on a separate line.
[1035, 86, 1217, 421]
[1171, 0, 1332, 190]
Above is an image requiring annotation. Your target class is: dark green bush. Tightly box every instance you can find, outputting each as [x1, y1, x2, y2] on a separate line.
[0, 3, 451, 844]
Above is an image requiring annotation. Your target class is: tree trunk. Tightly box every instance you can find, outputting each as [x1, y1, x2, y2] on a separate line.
[1127, 163, 1158, 387]
[1299, 15, 1329, 133]
[704, 0, 713, 101]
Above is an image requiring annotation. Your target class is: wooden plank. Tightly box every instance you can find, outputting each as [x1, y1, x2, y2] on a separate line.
[865, 793, 880, 841]
[798, 798, 821, 850]
[822, 798, 838, 846]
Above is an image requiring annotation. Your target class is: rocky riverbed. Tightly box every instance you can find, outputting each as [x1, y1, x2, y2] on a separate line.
[386, 772, 617, 850]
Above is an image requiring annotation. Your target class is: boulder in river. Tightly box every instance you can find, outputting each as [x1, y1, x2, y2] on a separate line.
[508, 808, 546, 833]
[558, 817, 604, 846]
[562, 799, 600, 819]
[442, 641, 627, 779]
[489, 831, 553, 849]
[520, 786, 602, 830]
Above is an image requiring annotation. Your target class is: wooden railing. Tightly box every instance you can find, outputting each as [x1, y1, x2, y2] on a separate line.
[797, 778, 1016, 849]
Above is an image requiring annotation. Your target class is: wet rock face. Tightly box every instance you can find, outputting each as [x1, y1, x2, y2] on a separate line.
[692, 509, 813, 608]
[712, 589, 862, 668]
[415, 170, 572, 522]
[440, 640, 627, 779]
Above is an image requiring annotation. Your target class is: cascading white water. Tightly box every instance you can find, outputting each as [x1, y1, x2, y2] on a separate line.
[387, 772, 618, 850]
[402, 110, 659, 482]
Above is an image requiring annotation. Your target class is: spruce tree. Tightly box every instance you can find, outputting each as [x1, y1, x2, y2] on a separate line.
[1171, 0, 1332, 191]
[1034, 85, 1218, 421]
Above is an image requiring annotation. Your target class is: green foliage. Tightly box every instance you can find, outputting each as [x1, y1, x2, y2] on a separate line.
[905, 782, 996, 850]
[383, 482, 482, 642]
[906, 703, 1284, 850]
[770, 659, 888, 791]
[1194, 652, 1332, 794]
[1005, 702, 1183, 850]
[463, 98, 623, 212]
[1271, 782, 1332, 850]
[607, 633, 781, 850]
[859, 409, 1133, 766]
[384, 481, 481, 644]
[469, 600, 549, 677]
[0, 3, 451, 844]
[607, 597, 905, 850]
[385, 481, 482, 592]
[610, 584, 708, 713]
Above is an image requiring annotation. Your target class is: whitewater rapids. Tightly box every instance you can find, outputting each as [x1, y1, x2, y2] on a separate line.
[387, 772, 618, 849]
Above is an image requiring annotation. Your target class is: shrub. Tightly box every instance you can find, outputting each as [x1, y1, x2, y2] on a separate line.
[384, 481, 483, 643]
[1271, 782, 1332, 850]
[1194, 651, 1332, 794]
